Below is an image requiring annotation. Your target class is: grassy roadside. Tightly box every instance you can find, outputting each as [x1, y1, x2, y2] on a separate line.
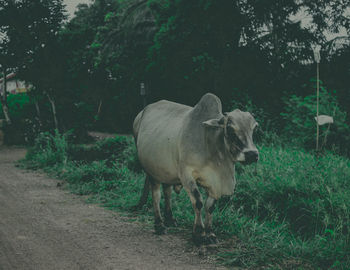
[21, 131, 350, 269]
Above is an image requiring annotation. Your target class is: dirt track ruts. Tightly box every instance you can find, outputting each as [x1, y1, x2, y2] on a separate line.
[0, 147, 223, 270]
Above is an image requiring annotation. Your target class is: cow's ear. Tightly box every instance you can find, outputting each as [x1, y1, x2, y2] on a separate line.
[203, 116, 225, 128]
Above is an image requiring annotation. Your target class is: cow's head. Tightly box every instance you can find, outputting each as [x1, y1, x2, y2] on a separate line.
[203, 109, 259, 164]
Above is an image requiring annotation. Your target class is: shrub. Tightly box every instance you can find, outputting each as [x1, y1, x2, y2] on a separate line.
[230, 94, 281, 146]
[0, 93, 40, 144]
[25, 130, 69, 168]
[60, 161, 122, 195]
[234, 146, 350, 236]
[0, 93, 34, 120]
[281, 80, 350, 154]
[225, 145, 350, 268]
[67, 135, 141, 170]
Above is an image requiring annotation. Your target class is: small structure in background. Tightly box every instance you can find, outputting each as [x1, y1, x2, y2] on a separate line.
[140, 82, 147, 108]
[315, 115, 334, 126]
[0, 73, 29, 95]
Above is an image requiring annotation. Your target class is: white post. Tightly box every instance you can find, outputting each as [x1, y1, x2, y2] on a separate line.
[316, 62, 320, 151]
[313, 46, 321, 151]
[140, 82, 146, 108]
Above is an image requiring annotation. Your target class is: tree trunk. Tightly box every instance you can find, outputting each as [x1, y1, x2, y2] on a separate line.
[47, 93, 58, 130]
[34, 99, 43, 128]
[0, 70, 11, 125]
[94, 99, 103, 122]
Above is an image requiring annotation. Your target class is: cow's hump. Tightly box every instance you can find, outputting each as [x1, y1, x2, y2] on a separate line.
[192, 93, 222, 119]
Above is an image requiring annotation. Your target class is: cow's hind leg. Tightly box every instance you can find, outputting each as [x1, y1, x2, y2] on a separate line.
[204, 196, 217, 244]
[150, 178, 166, 234]
[163, 184, 177, 227]
[131, 175, 150, 211]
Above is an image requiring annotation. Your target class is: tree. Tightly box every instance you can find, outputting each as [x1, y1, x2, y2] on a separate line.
[0, 0, 18, 124]
[145, 0, 349, 120]
[60, 0, 157, 131]
[323, 37, 350, 117]
[0, 0, 67, 130]
[59, 0, 350, 132]
[96, 0, 157, 129]
[60, 0, 123, 131]
[4, 0, 348, 136]
[15, 0, 67, 130]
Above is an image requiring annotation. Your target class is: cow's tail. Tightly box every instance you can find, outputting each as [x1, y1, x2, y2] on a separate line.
[131, 108, 150, 211]
[131, 176, 150, 211]
[133, 110, 143, 143]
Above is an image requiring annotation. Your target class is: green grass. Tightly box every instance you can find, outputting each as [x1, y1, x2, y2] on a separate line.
[21, 132, 350, 269]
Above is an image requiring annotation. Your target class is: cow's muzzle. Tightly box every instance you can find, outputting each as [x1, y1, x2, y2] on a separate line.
[243, 150, 259, 164]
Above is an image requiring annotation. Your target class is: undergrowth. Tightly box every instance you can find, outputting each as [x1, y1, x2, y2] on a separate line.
[21, 131, 350, 269]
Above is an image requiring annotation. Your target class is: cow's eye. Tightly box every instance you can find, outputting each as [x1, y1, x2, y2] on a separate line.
[227, 127, 244, 149]
[227, 126, 235, 138]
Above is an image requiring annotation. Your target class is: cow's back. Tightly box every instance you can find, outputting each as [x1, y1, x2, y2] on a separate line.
[135, 100, 192, 183]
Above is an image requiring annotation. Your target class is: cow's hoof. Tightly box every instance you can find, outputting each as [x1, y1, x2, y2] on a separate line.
[164, 217, 177, 227]
[205, 233, 218, 245]
[192, 225, 206, 246]
[192, 234, 206, 246]
[154, 223, 167, 235]
[192, 230, 206, 246]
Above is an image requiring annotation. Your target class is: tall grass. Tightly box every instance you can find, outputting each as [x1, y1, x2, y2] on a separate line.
[22, 132, 350, 269]
[25, 130, 69, 169]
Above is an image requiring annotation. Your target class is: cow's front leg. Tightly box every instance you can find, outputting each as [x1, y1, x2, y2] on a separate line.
[181, 174, 205, 245]
[163, 184, 177, 227]
[150, 179, 166, 234]
[204, 196, 217, 244]
[190, 185, 205, 245]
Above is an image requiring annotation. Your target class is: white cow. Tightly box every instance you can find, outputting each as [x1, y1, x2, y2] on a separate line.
[133, 93, 259, 244]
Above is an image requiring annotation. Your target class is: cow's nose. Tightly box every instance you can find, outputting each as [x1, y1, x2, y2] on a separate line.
[244, 151, 259, 164]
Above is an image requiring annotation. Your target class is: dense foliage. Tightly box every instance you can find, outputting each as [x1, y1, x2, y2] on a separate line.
[281, 80, 350, 155]
[22, 134, 350, 269]
[1, 0, 349, 148]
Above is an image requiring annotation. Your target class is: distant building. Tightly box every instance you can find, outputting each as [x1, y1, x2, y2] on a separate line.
[0, 73, 29, 95]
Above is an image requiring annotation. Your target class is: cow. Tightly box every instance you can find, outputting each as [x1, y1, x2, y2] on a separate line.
[133, 93, 259, 244]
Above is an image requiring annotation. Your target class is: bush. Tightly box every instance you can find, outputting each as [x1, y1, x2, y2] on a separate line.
[60, 161, 123, 195]
[230, 94, 281, 146]
[0, 93, 33, 120]
[67, 135, 141, 171]
[215, 145, 350, 268]
[25, 132, 141, 172]
[281, 80, 350, 154]
[0, 93, 40, 145]
[234, 146, 350, 238]
[25, 130, 69, 168]
[23, 132, 145, 208]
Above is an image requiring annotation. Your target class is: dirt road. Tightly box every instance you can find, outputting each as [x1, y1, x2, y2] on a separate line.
[0, 147, 222, 270]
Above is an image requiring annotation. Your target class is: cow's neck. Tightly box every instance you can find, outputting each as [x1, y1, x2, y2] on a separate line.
[205, 129, 236, 174]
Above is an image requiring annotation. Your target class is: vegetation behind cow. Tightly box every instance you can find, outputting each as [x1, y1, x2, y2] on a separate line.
[1, 0, 350, 151]
[21, 132, 350, 269]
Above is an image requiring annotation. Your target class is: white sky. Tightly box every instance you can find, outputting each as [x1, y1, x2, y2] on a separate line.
[64, 0, 92, 19]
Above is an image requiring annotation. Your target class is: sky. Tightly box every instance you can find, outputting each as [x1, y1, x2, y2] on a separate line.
[64, 0, 92, 19]
[63, 0, 347, 40]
